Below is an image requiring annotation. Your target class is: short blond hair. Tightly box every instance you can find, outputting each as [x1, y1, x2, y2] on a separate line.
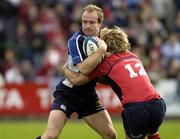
[81, 4, 104, 23]
[100, 26, 131, 53]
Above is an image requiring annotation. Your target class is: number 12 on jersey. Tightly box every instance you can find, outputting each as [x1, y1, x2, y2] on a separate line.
[125, 63, 147, 78]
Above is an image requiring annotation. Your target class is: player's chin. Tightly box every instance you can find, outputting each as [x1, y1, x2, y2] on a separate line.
[84, 31, 94, 36]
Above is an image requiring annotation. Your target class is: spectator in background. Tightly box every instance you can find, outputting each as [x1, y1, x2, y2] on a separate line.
[54, 2, 71, 38]
[0, 73, 4, 88]
[139, 0, 155, 23]
[14, 21, 33, 62]
[4, 62, 24, 84]
[173, 11, 180, 39]
[177, 74, 180, 100]
[2, 48, 25, 83]
[0, 19, 7, 81]
[160, 32, 180, 76]
[112, 0, 129, 27]
[20, 60, 34, 82]
[146, 16, 168, 49]
[174, 0, 180, 11]
[0, 19, 6, 58]
[146, 36, 165, 84]
[0, 0, 19, 43]
[30, 21, 47, 69]
[1, 48, 17, 76]
[151, 0, 176, 31]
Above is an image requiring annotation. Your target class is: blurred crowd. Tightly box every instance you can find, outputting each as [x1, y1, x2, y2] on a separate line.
[0, 0, 180, 86]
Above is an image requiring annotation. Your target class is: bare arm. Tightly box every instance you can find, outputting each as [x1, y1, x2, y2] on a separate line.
[77, 37, 107, 75]
[63, 63, 90, 85]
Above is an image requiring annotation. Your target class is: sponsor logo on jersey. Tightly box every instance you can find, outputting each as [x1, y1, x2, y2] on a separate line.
[96, 100, 103, 110]
[60, 104, 67, 111]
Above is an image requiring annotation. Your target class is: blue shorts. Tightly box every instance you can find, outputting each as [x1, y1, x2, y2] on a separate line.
[51, 84, 104, 119]
[122, 98, 166, 139]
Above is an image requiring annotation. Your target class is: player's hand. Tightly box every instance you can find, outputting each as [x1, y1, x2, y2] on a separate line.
[95, 37, 107, 52]
[104, 52, 111, 57]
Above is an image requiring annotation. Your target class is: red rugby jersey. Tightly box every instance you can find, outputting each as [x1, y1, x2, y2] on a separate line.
[89, 51, 160, 105]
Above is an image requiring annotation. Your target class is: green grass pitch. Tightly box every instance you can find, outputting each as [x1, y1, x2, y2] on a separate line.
[0, 119, 180, 139]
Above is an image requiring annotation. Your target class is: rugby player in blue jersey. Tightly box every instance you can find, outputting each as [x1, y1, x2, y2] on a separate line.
[36, 4, 117, 139]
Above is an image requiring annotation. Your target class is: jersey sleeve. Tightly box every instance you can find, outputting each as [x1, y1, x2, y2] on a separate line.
[68, 35, 86, 65]
[88, 59, 111, 80]
[88, 67, 102, 80]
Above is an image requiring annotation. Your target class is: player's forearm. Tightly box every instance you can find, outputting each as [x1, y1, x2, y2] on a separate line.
[71, 74, 90, 85]
[77, 46, 105, 75]
[63, 64, 90, 85]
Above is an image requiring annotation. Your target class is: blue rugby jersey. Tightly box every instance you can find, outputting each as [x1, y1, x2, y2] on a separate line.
[61, 30, 97, 94]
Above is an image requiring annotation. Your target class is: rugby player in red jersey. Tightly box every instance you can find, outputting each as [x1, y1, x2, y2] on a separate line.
[63, 26, 166, 139]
